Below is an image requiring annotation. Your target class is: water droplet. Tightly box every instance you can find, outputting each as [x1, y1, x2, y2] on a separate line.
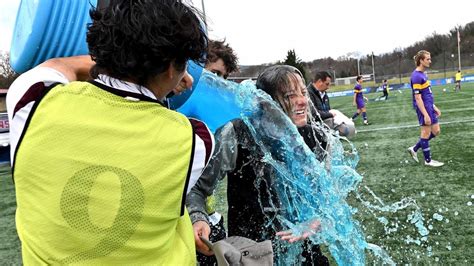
[468, 201, 472, 206]
[435, 257, 440, 262]
[428, 224, 433, 230]
[433, 213, 443, 221]
[454, 211, 459, 216]
[471, 194, 474, 199]
[420, 191, 426, 197]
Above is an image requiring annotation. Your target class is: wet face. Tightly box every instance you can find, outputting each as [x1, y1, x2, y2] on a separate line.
[206, 58, 228, 79]
[282, 74, 308, 127]
[420, 54, 431, 68]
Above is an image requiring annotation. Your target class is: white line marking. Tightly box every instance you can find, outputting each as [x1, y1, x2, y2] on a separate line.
[357, 119, 474, 133]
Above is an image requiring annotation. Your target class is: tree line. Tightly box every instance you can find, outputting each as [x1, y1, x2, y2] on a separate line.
[235, 21, 474, 83]
[2, 22, 474, 87]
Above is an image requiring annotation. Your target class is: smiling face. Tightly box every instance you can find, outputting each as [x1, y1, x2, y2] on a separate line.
[256, 65, 309, 128]
[279, 73, 309, 127]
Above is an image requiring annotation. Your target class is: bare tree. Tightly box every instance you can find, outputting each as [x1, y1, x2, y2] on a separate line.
[0, 51, 19, 88]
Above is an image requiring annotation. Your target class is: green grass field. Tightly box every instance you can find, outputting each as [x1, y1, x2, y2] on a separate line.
[1, 83, 473, 264]
[330, 68, 474, 92]
[327, 83, 474, 264]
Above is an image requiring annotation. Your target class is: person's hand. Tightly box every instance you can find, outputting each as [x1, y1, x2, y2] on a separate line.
[276, 220, 321, 243]
[352, 101, 356, 106]
[434, 108, 441, 117]
[424, 115, 432, 126]
[193, 221, 213, 256]
[172, 71, 194, 95]
[329, 109, 337, 116]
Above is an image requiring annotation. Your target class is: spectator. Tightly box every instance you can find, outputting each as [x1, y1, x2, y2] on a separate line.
[308, 71, 355, 138]
[307, 71, 334, 122]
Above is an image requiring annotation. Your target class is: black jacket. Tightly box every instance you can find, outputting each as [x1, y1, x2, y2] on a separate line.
[186, 119, 329, 265]
[307, 83, 333, 121]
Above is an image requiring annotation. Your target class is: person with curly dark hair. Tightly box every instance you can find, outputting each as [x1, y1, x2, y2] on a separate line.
[7, 0, 214, 264]
[205, 40, 239, 79]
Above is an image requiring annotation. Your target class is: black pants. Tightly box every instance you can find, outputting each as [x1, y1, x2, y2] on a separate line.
[197, 216, 226, 266]
[301, 240, 330, 266]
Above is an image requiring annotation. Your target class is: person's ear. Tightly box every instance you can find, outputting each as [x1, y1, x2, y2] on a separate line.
[167, 62, 176, 80]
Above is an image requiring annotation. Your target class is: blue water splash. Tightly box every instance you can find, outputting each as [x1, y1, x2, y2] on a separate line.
[195, 73, 432, 265]
[233, 78, 386, 265]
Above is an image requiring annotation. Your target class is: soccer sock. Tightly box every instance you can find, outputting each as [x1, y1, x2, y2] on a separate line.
[428, 132, 436, 141]
[362, 112, 367, 121]
[420, 138, 431, 162]
[352, 113, 359, 119]
[413, 139, 422, 152]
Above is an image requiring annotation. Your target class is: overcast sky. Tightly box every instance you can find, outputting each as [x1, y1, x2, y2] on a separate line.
[1, 0, 473, 65]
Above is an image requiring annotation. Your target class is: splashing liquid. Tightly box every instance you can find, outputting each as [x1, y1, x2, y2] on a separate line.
[197, 73, 430, 265]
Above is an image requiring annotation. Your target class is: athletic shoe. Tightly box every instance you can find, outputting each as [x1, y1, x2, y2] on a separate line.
[363, 121, 370, 125]
[407, 146, 419, 163]
[424, 159, 444, 167]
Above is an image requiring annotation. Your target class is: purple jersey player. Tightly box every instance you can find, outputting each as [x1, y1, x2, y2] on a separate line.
[407, 50, 444, 167]
[351, 76, 369, 125]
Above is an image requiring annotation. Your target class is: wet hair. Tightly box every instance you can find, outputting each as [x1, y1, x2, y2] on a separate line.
[383, 79, 387, 83]
[87, 0, 208, 86]
[256, 65, 305, 116]
[313, 71, 332, 83]
[413, 50, 430, 66]
[206, 40, 239, 76]
[356, 75, 363, 82]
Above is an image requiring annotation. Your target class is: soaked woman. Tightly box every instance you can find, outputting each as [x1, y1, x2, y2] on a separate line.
[186, 65, 329, 265]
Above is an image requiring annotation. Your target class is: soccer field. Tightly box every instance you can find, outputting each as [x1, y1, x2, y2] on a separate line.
[0, 83, 473, 264]
[328, 83, 474, 264]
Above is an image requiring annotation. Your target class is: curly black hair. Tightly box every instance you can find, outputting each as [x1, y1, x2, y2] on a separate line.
[206, 40, 239, 74]
[87, 0, 208, 86]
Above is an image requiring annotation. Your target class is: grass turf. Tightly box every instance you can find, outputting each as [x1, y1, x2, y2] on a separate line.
[0, 83, 473, 264]
[328, 83, 474, 264]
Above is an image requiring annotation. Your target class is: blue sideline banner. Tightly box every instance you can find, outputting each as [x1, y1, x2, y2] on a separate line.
[329, 74, 474, 98]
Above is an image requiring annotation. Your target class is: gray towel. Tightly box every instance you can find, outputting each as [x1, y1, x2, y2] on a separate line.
[201, 236, 273, 266]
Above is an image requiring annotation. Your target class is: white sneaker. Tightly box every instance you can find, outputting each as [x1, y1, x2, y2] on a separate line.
[424, 159, 444, 167]
[407, 146, 419, 163]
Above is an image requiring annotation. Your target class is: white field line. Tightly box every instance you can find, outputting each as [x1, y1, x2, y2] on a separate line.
[443, 107, 474, 113]
[335, 99, 474, 115]
[357, 119, 474, 133]
[334, 90, 474, 113]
